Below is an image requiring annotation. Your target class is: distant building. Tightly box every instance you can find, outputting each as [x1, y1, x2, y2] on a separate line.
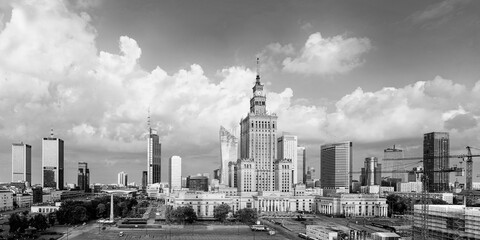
[42, 130, 64, 190]
[305, 166, 315, 183]
[424, 132, 450, 192]
[274, 159, 293, 193]
[277, 135, 298, 184]
[237, 158, 256, 192]
[186, 175, 209, 192]
[228, 161, 237, 188]
[384, 145, 406, 182]
[117, 171, 128, 187]
[147, 128, 161, 185]
[408, 166, 423, 182]
[315, 194, 388, 217]
[169, 156, 182, 191]
[0, 190, 14, 211]
[32, 186, 43, 203]
[77, 162, 90, 192]
[13, 194, 33, 208]
[181, 177, 187, 188]
[321, 142, 352, 192]
[142, 171, 148, 189]
[219, 126, 238, 185]
[397, 182, 423, 193]
[11, 143, 32, 183]
[213, 169, 220, 180]
[297, 146, 306, 184]
[360, 157, 381, 186]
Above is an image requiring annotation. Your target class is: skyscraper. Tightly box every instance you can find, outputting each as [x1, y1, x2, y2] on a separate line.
[277, 135, 298, 184]
[360, 157, 381, 186]
[239, 62, 277, 192]
[42, 130, 64, 190]
[219, 126, 238, 185]
[118, 171, 128, 187]
[11, 143, 32, 183]
[384, 145, 405, 182]
[77, 162, 90, 191]
[297, 146, 306, 184]
[320, 141, 353, 192]
[142, 171, 147, 190]
[169, 156, 182, 191]
[423, 132, 449, 192]
[147, 128, 161, 184]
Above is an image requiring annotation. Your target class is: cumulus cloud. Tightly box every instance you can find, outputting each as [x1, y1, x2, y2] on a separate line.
[282, 32, 372, 75]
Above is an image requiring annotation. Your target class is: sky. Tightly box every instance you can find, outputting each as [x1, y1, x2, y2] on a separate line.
[1, 0, 480, 185]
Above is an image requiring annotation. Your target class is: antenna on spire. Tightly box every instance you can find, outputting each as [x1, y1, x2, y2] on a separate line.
[256, 57, 260, 83]
[50, 128, 54, 138]
[147, 108, 152, 135]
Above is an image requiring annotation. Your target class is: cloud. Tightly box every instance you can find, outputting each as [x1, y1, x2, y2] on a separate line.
[409, 0, 470, 26]
[282, 32, 371, 75]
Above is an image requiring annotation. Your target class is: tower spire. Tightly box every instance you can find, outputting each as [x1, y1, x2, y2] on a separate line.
[256, 57, 260, 83]
[50, 128, 54, 138]
[147, 108, 151, 135]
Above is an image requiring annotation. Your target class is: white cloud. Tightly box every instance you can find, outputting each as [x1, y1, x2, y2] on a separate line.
[410, 0, 470, 25]
[282, 32, 372, 75]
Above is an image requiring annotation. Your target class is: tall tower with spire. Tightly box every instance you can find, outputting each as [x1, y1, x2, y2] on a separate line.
[147, 111, 162, 184]
[239, 58, 278, 192]
[42, 129, 64, 190]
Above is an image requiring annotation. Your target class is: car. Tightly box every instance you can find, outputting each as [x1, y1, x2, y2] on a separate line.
[251, 225, 269, 231]
[298, 233, 307, 239]
[119, 231, 124, 237]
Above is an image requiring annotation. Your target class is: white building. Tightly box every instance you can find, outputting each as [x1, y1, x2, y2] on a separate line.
[31, 205, 59, 214]
[237, 158, 256, 192]
[12, 143, 32, 183]
[315, 194, 388, 217]
[166, 191, 232, 220]
[306, 225, 339, 240]
[277, 135, 298, 184]
[220, 126, 238, 185]
[42, 131, 64, 190]
[397, 182, 423, 193]
[0, 190, 13, 211]
[169, 156, 182, 191]
[274, 159, 293, 193]
[117, 171, 128, 187]
[321, 142, 352, 192]
[13, 194, 33, 208]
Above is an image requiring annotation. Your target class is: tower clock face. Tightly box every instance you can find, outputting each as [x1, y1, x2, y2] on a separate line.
[255, 90, 263, 96]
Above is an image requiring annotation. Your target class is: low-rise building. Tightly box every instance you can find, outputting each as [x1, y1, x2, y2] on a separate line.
[254, 191, 315, 213]
[315, 193, 388, 217]
[0, 190, 14, 211]
[306, 225, 339, 240]
[13, 194, 33, 208]
[394, 192, 453, 204]
[397, 182, 423, 193]
[166, 192, 232, 220]
[31, 205, 60, 214]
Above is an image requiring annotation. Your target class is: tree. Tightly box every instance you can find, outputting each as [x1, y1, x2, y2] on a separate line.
[96, 203, 106, 218]
[168, 206, 197, 224]
[235, 208, 257, 224]
[214, 204, 231, 223]
[72, 206, 88, 224]
[8, 213, 29, 233]
[30, 214, 49, 231]
[47, 213, 55, 226]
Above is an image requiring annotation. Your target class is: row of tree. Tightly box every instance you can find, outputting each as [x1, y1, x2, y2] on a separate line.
[9, 211, 55, 234]
[165, 203, 258, 224]
[386, 194, 448, 216]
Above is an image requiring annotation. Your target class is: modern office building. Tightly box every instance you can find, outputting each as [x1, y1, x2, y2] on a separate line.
[384, 145, 406, 182]
[11, 143, 32, 183]
[274, 159, 293, 192]
[360, 157, 381, 186]
[219, 126, 238, 185]
[77, 162, 90, 191]
[297, 146, 306, 184]
[169, 156, 182, 191]
[320, 141, 353, 192]
[147, 127, 161, 184]
[228, 161, 237, 188]
[42, 130, 64, 190]
[237, 158, 256, 192]
[118, 171, 128, 187]
[277, 134, 298, 184]
[239, 67, 277, 191]
[424, 132, 450, 192]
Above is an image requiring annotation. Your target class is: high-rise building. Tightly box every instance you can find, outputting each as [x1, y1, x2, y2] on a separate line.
[237, 158, 256, 192]
[277, 135, 298, 184]
[384, 145, 406, 182]
[297, 146, 306, 184]
[320, 141, 353, 192]
[118, 171, 128, 187]
[424, 132, 450, 192]
[186, 175, 208, 192]
[42, 130, 64, 190]
[77, 162, 90, 191]
[274, 159, 293, 192]
[228, 161, 237, 188]
[142, 171, 148, 189]
[169, 156, 182, 191]
[11, 143, 31, 183]
[147, 128, 161, 185]
[239, 66, 277, 191]
[360, 157, 381, 186]
[213, 169, 220, 180]
[219, 126, 238, 185]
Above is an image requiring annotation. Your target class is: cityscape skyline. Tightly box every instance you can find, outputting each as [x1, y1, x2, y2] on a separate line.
[1, 0, 480, 184]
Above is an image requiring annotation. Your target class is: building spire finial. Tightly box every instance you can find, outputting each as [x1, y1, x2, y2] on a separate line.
[50, 128, 54, 138]
[147, 108, 151, 135]
[256, 57, 260, 83]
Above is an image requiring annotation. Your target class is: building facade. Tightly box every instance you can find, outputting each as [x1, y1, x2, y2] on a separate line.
[228, 161, 237, 188]
[321, 142, 353, 192]
[237, 158, 256, 192]
[142, 171, 147, 189]
[239, 72, 277, 192]
[147, 128, 161, 184]
[42, 131, 64, 190]
[274, 159, 293, 193]
[186, 176, 209, 192]
[0, 190, 13, 211]
[77, 162, 90, 191]
[12, 143, 32, 183]
[424, 132, 450, 192]
[117, 171, 128, 187]
[384, 145, 406, 182]
[169, 156, 182, 191]
[277, 135, 298, 185]
[219, 126, 238, 185]
[298, 146, 306, 184]
[315, 194, 388, 217]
